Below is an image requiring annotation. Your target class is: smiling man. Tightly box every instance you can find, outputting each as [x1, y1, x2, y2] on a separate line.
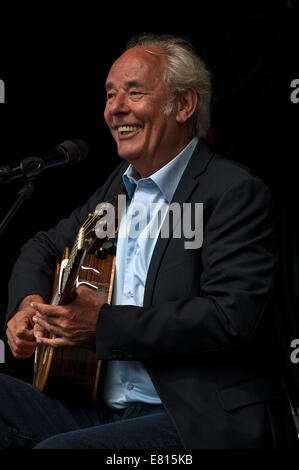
[104, 45, 197, 177]
[0, 34, 298, 449]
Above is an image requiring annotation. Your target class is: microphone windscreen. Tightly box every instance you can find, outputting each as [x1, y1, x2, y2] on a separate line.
[58, 139, 89, 163]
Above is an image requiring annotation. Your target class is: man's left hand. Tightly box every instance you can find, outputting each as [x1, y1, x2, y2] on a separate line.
[31, 286, 104, 348]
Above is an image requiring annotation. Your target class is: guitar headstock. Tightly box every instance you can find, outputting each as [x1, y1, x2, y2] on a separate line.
[80, 194, 120, 253]
[59, 195, 120, 298]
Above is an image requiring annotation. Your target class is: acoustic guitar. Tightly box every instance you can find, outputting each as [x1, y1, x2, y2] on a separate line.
[33, 195, 119, 403]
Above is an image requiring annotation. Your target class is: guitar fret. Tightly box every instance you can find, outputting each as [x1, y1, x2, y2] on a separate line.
[33, 200, 119, 402]
[59, 212, 107, 294]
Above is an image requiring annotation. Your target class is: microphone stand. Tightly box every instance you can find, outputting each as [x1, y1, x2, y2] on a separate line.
[0, 181, 35, 236]
[0, 157, 43, 236]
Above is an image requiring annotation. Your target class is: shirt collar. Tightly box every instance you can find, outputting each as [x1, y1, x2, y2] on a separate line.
[123, 137, 198, 203]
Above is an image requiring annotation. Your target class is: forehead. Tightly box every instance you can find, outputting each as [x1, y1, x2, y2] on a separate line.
[105, 46, 167, 89]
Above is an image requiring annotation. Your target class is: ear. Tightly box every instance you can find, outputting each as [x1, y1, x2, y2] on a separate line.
[175, 88, 198, 124]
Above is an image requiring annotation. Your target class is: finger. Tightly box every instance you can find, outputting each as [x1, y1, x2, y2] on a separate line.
[6, 327, 36, 358]
[32, 315, 65, 338]
[7, 318, 35, 342]
[36, 336, 76, 348]
[6, 328, 17, 352]
[75, 285, 92, 296]
[7, 327, 35, 349]
[30, 302, 61, 318]
[33, 323, 45, 340]
[15, 325, 35, 341]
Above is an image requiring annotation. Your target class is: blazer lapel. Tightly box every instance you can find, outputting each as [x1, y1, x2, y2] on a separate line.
[143, 139, 215, 306]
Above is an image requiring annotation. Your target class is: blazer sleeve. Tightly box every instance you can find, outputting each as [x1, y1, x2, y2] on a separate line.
[95, 176, 276, 360]
[5, 191, 99, 325]
[5, 160, 126, 326]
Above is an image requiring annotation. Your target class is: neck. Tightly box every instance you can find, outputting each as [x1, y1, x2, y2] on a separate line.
[131, 135, 194, 179]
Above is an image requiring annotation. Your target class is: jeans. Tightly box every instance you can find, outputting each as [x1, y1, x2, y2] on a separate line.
[0, 373, 183, 449]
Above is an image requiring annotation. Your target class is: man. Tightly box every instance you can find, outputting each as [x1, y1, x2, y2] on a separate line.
[1, 34, 298, 448]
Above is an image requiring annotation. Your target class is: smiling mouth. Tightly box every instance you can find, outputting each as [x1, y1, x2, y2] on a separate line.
[117, 125, 143, 135]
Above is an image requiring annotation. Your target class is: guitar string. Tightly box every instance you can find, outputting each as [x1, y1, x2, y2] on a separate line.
[59, 205, 118, 296]
[60, 213, 100, 293]
[51, 216, 93, 307]
[35, 213, 100, 367]
[36, 206, 117, 386]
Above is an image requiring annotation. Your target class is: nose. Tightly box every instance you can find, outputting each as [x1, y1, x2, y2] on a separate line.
[107, 90, 130, 116]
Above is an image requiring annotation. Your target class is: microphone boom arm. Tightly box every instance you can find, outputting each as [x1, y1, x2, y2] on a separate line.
[0, 138, 89, 236]
[0, 180, 35, 236]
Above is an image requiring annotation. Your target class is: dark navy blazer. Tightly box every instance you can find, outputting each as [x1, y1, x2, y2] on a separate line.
[6, 140, 298, 448]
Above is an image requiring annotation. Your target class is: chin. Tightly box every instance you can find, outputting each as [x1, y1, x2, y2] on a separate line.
[117, 147, 141, 163]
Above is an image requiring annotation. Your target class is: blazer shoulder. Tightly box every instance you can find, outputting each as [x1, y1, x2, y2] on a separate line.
[192, 140, 269, 192]
[85, 158, 129, 204]
[203, 151, 271, 196]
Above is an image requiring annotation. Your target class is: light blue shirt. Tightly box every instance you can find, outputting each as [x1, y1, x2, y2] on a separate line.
[102, 137, 199, 409]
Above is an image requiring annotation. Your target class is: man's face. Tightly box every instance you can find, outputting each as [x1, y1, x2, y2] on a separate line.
[104, 46, 180, 174]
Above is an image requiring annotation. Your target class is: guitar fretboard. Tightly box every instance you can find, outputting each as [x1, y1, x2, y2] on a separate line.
[52, 212, 101, 306]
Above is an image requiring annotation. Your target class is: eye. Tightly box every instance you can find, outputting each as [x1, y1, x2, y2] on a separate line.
[106, 92, 115, 101]
[130, 91, 144, 101]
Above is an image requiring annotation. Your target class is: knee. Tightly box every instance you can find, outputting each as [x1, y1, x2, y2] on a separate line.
[34, 435, 67, 449]
[34, 432, 91, 450]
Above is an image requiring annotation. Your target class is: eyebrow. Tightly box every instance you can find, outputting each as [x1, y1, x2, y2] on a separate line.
[105, 80, 144, 91]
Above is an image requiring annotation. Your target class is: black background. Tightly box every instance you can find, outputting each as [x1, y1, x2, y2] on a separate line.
[0, 1, 299, 390]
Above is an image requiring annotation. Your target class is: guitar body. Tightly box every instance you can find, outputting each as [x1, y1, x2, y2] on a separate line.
[33, 201, 118, 403]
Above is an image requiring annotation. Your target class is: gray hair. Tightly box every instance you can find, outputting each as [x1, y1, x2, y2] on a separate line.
[125, 33, 212, 139]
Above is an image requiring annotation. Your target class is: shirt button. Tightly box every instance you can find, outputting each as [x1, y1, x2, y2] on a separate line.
[127, 383, 134, 390]
[128, 291, 134, 297]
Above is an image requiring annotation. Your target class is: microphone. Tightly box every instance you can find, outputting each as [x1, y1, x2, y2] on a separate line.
[0, 139, 89, 183]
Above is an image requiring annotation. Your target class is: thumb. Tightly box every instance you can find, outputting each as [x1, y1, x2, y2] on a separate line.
[33, 323, 45, 340]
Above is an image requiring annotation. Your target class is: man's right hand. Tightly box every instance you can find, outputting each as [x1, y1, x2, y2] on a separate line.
[6, 295, 45, 359]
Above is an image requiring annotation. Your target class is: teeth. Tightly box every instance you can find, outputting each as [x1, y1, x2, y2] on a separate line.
[118, 125, 141, 133]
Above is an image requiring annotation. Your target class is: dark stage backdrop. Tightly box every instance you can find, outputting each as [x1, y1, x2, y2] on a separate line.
[0, 2, 298, 402]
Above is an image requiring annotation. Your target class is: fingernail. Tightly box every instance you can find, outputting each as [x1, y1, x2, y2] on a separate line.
[32, 316, 38, 323]
[35, 331, 42, 338]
